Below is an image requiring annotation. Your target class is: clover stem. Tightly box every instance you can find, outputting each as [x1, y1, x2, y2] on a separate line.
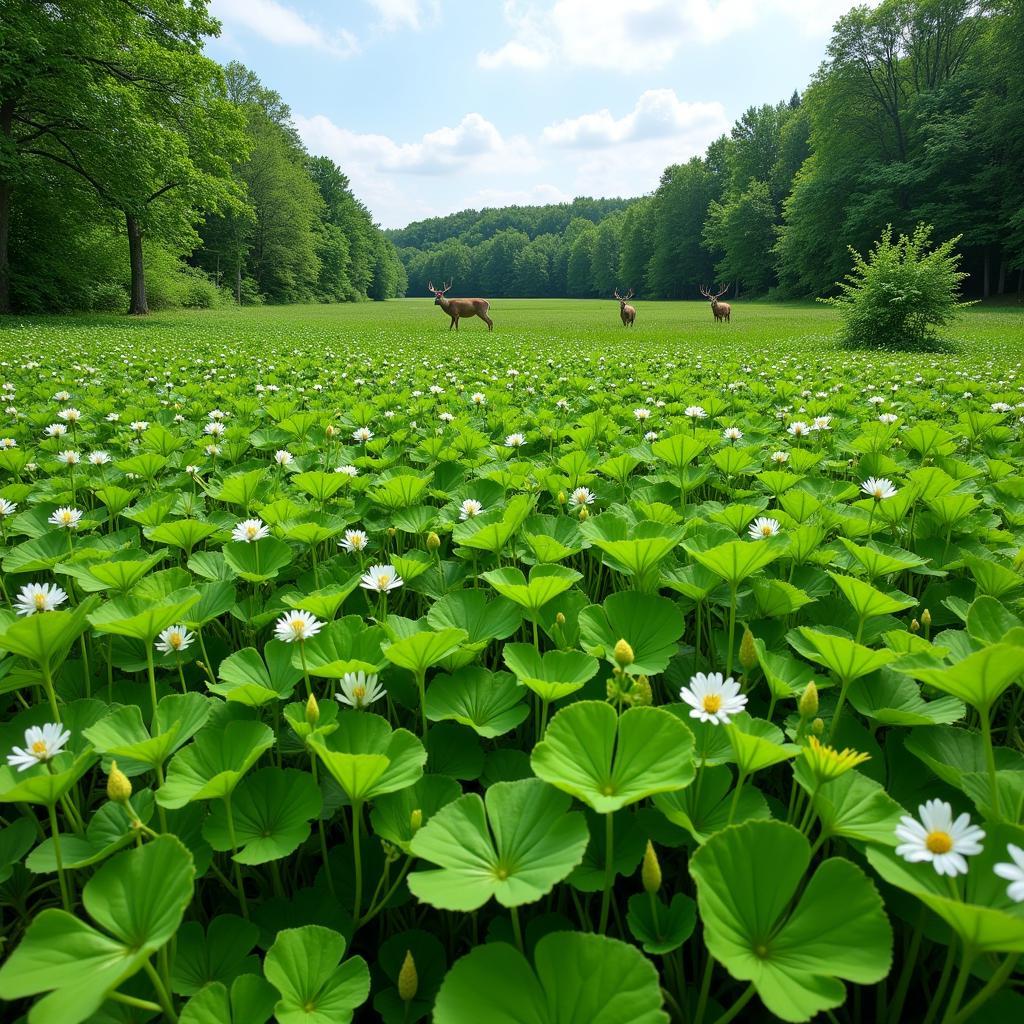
[40, 659, 61, 723]
[710, 983, 755, 1024]
[693, 949, 715, 1024]
[727, 771, 747, 825]
[510, 904, 524, 953]
[980, 709, 1001, 821]
[923, 941, 958, 1024]
[145, 643, 159, 729]
[108, 992, 163, 1013]
[352, 799, 364, 926]
[153, 762, 169, 833]
[598, 811, 614, 934]
[309, 755, 335, 896]
[142, 958, 178, 1023]
[47, 798, 71, 912]
[828, 675, 852, 743]
[223, 795, 249, 919]
[948, 954, 1020, 1024]
[175, 654, 187, 695]
[939, 945, 977, 1024]
[299, 640, 312, 698]
[887, 909, 924, 1024]
[725, 584, 738, 679]
[416, 670, 428, 741]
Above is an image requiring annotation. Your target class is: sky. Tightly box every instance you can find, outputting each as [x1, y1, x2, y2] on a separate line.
[205, 0, 871, 230]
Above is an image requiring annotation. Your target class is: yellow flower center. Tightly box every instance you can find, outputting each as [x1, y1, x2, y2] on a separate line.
[702, 694, 722, 714]
[61, 512, 72, 523]
[353, 686, 366, 700]
[377, 574, 390, 589]
[246, 526, 257, 538]
[926, 830, 953, 854]
[31, 740, 48, 755]
[760, 525, 773, 536]
[290, 618, 305, 634]
[34, 593, 47, 609]
[168, 632, 182, 648]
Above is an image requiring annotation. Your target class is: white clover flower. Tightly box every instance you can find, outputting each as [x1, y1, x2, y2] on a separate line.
[232, 518, 270, 543]
[471, 392, 486, 405]
[130, 420, 149, 432]
[204, 444, 221, 457]
[723, 427, 743, 442]
[787, 421, 810, 437]
[679, 672, 747, 726]
[861, 477, 898, 501]
[0, 497, 17, 517]
[359, 563, 403, 593]
[44, 423, 68, 437]
[7, 723, 71, 772]
[336, 671, 385, 709]
[353, 426, 374, 443]
[208, 409, 227, 420]
[878, 413, 899, 424]
[633, 408, 651, 421]
[57, 408, 82, 423]
[439, 411, 454, 423]
[459, 498, 483, 520]
[868, 396, 886, 406]
[335, 464, 358, 476]
[994, 844, 1024, 903]
[504, 433, 526, 448]
[0, 437, 16, 449]
[274, 450, 294, 467]
[812, 416, 832, 431]
[14, 582, 68, 616]
[185, 465, 200, 475]
[340, 529, 369, 552]
[203, 421, 225, 437]
[155, 625, 194, 654]
[895, 800, 984, 877]
[49, 506, 82, 530]
[555, 399, 569, 411]
[56, 450, 80, 465]
[748, 517, 781, 540]
[770, 450, 789, 464]
[568, 487, 595, 509]
[106, 412, 120, 422]
[88, 451, 111, 465]
[274, 610, 324, 643]
[685, 406, 707, 419]
[644, 431, 658, 442]
[53, 391, 71, 402]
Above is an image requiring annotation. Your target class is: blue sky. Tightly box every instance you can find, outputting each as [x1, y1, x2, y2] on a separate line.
[206, 1, 872, 229]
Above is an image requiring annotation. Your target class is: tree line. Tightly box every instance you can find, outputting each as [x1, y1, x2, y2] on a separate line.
[394, 0, 1023, 301]
[1, 1, 405, 314]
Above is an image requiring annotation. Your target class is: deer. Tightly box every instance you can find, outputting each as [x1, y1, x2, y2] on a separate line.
[699, 285, 732, 323]
[614, 288, 636, 327]
[429, 281, 493, 332]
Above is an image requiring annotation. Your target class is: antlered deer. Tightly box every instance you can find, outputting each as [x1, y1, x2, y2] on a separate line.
[614, 288, 636, 327]
[699, 285, 732, 323]
[429, 281, 493, 331]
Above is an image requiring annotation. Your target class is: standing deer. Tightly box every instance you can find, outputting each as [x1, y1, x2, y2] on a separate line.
[699, 285, 732, 323]
[614, 288, 636, 327]
[429, 281, 493, 331]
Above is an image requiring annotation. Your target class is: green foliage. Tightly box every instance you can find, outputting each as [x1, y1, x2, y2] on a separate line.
[824, 224, 972, 349]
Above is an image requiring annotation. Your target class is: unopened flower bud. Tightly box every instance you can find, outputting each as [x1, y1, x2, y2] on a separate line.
[387, 527, 396, 538]
[910, 618, 920, 633]
[410, 808, 423, 833]
[613, 638, 634, 669]
[107, 760, 132, 804]
[398, 950, 418, 1002]
[641, 840, 662, 894]
[630, 675, 652, 706]
[325, 424, 337, 437]
[739, 627, 757, 672]
[426, 531, 440, 551]
[306, 693, 319, 727]
[555, 612, 566, 626]
[578, 505, 588, 521]
[557, 491, 566, 505]
[921, 608, 931, 627]
[798, 681, 818, 719]
[812, 717, 825, 736]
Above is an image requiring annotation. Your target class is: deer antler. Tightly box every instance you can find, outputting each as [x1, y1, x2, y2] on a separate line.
[441, 280, 452, 294]
[428, 280, 435, 293]
[625, 288, 634, 300]
[713, 285, 730, 299]
[614, 289, 622, 300]
[699, 285, 710, 298]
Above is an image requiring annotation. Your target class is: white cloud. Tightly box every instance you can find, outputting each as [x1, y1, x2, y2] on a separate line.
[543, 89, 727, 148]
[211, 0, 359, 57]
[365, 0, 439, 31]
[479, 0, 873, 73]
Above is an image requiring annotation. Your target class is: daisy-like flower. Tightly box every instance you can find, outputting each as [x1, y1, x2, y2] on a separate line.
[861, 476, 898, 501]
[56, 450, 80, 465]
[49, 506, 82, 530]
[0, 437, 16, 449]
[788, 421, 810, 437]
[203, 421, 225, 436]
[439, 411, 454, 423]
[504, 433, 526, 447]
[335, 464, 358, 476]
[634, 408, 651, 421]
[130, 420, 149, 433]
[88, 450, 111, 465]
[801, 736, 870, 783]
[185, 465, 200, 476]
[459, 498, 483, 520]
[274, 449, 294, 467]
[0, 497, 18, 517]
[232, 518, 270, 543]
[748, 516, 782, 540]
[770, 450, 789, 464]
[555, 399, 569, 411]
[353, 426, 374, 443]
[685, 405, 707, 419]
[679, 672, 747, 726]
[208, 409, 227, 421]
[991, 401, 1012, 413]
[204, 444, 221, 457]
[568, 486, 595, 509]
[723, 427, 743, 442]
[812, 416, 832, 431]
[895, 799, 984, 877]
[878, 413, 899, 424]
[14, 582, 68, 616]
[340, 528, 369, 552]
[44, 423, 68, 437]
[868, 395, 886, 406]
[994, 844, 1024, 903]
[471, 392, 486, 405]
[359, 563, 404, 593]
[155, 625, 194, 654]
[336, 671, 386, 709]
[106, 412, 121, 422]
[644, 431, 658, 442]
[273, 610, 325, 643]
[57, 407, 82, 423]
[7, 723, 71, 772]
[53, 391, 71, 402]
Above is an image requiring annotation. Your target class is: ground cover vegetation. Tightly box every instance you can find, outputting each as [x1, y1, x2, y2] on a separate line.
[0, 301, 1022, 1022]
[393, 0, 1024, 304]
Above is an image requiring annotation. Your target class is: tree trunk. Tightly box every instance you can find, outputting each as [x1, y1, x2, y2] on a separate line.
[0, 180, 10, 315]
[126, 213, 148, 314]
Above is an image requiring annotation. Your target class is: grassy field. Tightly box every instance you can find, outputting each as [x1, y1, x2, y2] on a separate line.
[3, 298, 1024, 367]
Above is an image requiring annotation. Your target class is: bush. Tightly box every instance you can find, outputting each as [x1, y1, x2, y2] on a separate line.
[87, 282, 129, 313]
[824, 224, 971, 349]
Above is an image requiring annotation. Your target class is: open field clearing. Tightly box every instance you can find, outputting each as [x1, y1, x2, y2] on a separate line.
[1, 300, 1024, 1024]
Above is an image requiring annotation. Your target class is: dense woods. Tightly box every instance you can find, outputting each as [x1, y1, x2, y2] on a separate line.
[395, 0, 1024, 301]
[0, 1, 405, 313]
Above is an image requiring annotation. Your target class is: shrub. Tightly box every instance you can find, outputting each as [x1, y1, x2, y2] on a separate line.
[87, 282, 129, 313]
[824, 224, 971, 349]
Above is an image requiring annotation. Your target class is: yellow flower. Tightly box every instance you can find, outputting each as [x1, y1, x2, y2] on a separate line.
[802, 735, 870, 783]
